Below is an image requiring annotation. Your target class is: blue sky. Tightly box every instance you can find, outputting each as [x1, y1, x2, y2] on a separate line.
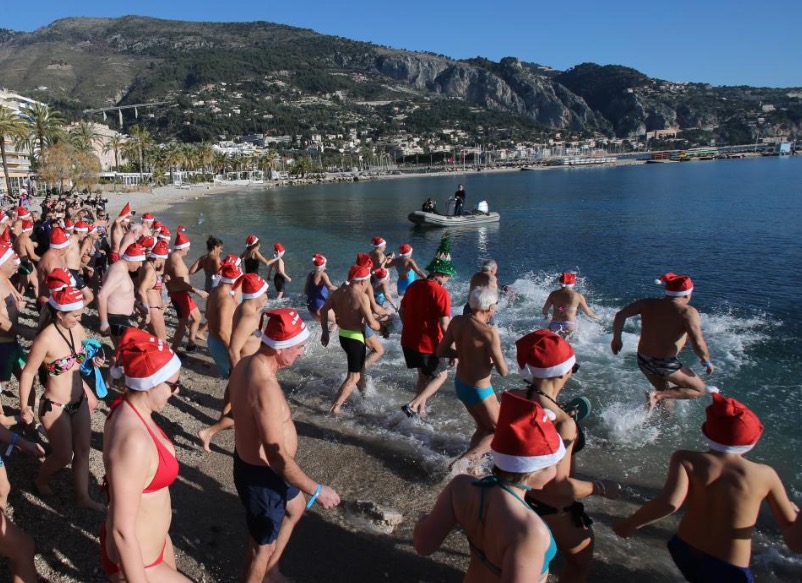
[3, 0, 800, 87]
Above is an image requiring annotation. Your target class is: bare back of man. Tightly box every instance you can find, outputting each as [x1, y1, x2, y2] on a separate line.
[36, 249, 66, 303]
[165, 250, 205, 351]
[542, 288, 598, 337]
[437, 304, 507, 470]
[206, 283, 237, 379]
[613, 297, 713, 409]
[65, 234, 82, 271]
[320, 283, 380, 414]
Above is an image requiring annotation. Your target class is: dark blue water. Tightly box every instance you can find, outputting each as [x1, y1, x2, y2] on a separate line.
[163, 156, 802, 578]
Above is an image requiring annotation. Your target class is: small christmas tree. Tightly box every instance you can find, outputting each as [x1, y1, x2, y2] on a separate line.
[426, 235, 457, 276]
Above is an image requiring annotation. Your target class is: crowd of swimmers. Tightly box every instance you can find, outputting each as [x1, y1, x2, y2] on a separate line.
[0, 194, 800, 583]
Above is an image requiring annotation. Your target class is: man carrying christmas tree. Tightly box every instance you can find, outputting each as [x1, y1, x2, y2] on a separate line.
[399, 236, 456, 417]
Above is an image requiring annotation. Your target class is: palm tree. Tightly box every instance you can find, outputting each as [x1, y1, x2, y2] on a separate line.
[127, 126, 154, 184]
[103, 134, 126, 172]
[164, 142, 184, 184]
[69, 121, 101, 154]
[196, 143, 214, 175]
[0, 106, 30, 197]
[25, 102, 65, 168]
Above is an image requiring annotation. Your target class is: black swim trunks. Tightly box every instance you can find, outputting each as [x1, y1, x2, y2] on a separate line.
[402, 347, 447, 377]
[68, 268, 87, 290]
[233, 452, 301, 546]
[108, 313, 136, 338]
[338, 331, 367, 373]
[273, 274, 286, 293]
[637, 352, 683, 378]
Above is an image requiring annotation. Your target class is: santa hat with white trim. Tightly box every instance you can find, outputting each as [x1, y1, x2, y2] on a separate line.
[16, 207, 31, 220]
[87, 223, 98, 235]
[373, 268, 389, 283]
[372, 236, 386, 248]
[355, 253, 372, 268]
[0, 211, 9, 224]
[0, 243, 14, 266]
[112, 328, 182, 391]
[122, 243, 146, 262]
[118, 202, 132, 220]
[655, 273, 693, 297]
[149, 241, 170, 260]
[156, 226, 171, 241]
[46, 268, 75, 292]
[222, 254, 242, 268]
[560, 272, 577, 288]
[348, 264, 370, 283]
[74, 221, 89, 234]
[702, 390, 763, 454]
[273, 242, 285, 257]
[235, 273, 269, 300]
[48, 287, 84, 312]
[49, 227, 70, 250]
[490, 391, 566, 473]
[246, 234, 259, 247]
[516, 329, 576, 382]
[260, 309, 309, 349]
[63, 218, 74, 231]
[218, 263, 243, 285]
[142, 213, 155, 223]
[138, 235, 156, 251]
[21, 220, 33, 234]
[174, 226, 190, 250]
[399, 244, 412, 258]
[312, 254, 327, 269]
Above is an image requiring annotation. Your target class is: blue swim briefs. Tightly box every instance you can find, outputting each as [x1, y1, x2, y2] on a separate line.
[454, 377, 494, 406]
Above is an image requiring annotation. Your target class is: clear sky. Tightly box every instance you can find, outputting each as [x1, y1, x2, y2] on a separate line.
[3, 0, 800, 87]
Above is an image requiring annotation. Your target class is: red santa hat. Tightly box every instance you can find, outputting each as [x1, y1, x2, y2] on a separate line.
[399, 244, 412, 257]
[234, 273, 269, 299]
[49, 227, 70, 250]
[118, 202, 131, 219]
[655, 273, 694, 297]
[87, 223, 98, 235]
[273, 242, 285, 256]
[149, 241, 170, 260]
[355, 252, 372, 268]
[174, 226, 190, 250]
[142, 212, 155, 223]
[246, 234, 259, 247]
[260, 309, 309, 349]
[138, 235, 156, 250]
[46, 268, 75, 291]
[372, 236, 386, 248]
[21, 220, 33, 234]
[516, 330, 577, 381]
[73, 221, 89, 234]
[0, 243, 14, 266]
[16, 207, 31, 220]
[48, 286, 84, 312]
[63, 218, 74, 231]
[0, 211, 8, 224]
[112, 328, 182, 391]
[0, 229, 8, 245]
[157, 226, 171, 241]
[373, 268, 389, 283]
[560, 272, 577, 288]
[218, 263, 243, 285]
[222, 254, 242, 268]
[701, 391, 763, 454]
[152, 219, 164, 230]
[348, 264, 371, 283]
[490, 392, 566, 473]
[312, 254, 327, 268]
[122, 243, 147, 262]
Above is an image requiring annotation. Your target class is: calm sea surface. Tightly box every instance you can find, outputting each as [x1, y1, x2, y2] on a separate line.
[162, 156, 802, 579]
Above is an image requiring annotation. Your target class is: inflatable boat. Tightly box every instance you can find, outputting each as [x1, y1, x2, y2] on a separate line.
[408, 199, 500, 227]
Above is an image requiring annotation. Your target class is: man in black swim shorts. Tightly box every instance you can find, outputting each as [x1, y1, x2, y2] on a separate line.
[611, 272, 715, 411]
[230, 309, 340, 583]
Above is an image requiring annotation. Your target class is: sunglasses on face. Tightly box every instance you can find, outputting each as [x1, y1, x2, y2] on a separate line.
[572, 363, 580, 374]
[164, 381, 184, 394]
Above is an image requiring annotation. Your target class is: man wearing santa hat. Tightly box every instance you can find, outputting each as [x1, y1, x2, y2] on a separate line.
[36, 227, 93, 307]
[541, 271, 599, 337]
[611, 273, 714, 410]
[319, 264, 382, 414]
[387, 243, 427, 295]
[614, 390, 798, 582]
[109, 202, 133, 262]
[368, 236, 395, 270]
[206, 263, 243, 379]
[12, 218, 40, 298]
[97, 243, 146, 347]
[165, 228, 208, 353]
[230, 308, 340, 583]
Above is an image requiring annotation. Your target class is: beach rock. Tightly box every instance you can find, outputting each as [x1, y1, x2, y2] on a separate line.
[346, 500, 404, 534]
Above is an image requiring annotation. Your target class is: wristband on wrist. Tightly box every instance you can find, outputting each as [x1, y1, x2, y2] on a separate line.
[702, 361, 712, 367]
[593, 479, 606, 498]
[101, 320, 109, 326]
[306, 483, 322, 509]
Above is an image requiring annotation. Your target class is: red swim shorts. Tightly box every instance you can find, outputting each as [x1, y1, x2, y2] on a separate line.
[169, 291, 198, 319]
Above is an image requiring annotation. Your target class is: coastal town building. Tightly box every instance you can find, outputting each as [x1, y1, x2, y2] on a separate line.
[0, 88, 40, 195]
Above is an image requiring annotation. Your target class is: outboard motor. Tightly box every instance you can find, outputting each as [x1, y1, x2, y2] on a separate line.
[477, 200, 489, 215]
[446, 197, 457, 216]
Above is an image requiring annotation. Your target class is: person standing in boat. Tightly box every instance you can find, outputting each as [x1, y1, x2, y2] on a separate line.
[454, 184, 466, 216]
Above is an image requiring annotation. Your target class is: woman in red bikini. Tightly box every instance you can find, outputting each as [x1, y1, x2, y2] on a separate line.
[101, 327, 188, 582]
[18, 286, 105, 511]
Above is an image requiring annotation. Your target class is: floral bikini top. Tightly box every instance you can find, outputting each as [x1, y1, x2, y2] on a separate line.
[44, 325, 87, 376]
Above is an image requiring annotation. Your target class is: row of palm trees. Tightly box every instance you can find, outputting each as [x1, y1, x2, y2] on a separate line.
[1, 100, 297, 194]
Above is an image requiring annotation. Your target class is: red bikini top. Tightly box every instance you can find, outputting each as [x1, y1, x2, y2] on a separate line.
[110, 397, 179, 493]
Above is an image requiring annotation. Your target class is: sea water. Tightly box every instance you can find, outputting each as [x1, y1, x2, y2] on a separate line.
[161, 156, 802, 579]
